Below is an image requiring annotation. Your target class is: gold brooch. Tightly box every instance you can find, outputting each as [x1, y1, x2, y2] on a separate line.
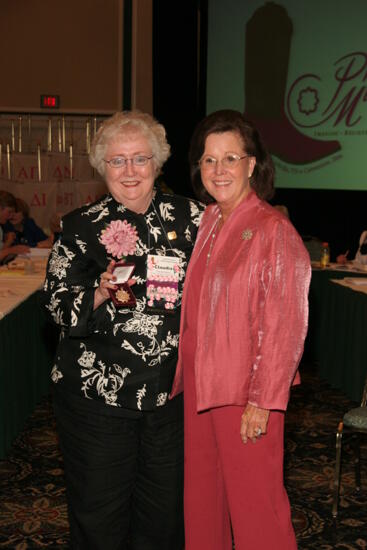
[116, 289, 130, 303]
[242, 229, 253, 241]
[167, 231, 177, 240]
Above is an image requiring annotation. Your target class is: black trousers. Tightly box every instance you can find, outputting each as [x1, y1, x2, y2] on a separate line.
[53, 389, 184, 550]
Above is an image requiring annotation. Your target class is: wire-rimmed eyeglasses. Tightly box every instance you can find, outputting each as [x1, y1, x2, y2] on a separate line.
[199, 153, 250, 171]
[104, 155, 154, 168]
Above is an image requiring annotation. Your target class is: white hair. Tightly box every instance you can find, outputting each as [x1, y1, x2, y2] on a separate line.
[89, 110, 171, 178]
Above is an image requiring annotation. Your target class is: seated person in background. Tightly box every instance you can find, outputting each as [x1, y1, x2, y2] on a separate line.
[356, 230, 367, 264]
[336, 230, 367, 265]
[0, 190, 29, 262]
[3, 197, 52, 248]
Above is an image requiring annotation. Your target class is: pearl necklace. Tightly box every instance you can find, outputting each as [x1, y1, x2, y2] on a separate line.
[206, 214, 222, 266]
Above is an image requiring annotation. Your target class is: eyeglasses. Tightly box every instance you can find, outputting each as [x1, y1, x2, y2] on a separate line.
[104, 155, 154, 168]
[199, 153, 250, 171]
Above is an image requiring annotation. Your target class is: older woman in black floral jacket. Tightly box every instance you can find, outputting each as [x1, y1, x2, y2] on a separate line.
[42, 111, 203, 550]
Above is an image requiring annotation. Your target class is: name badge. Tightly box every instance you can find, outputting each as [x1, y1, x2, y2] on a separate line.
[146, 254, 180, 313]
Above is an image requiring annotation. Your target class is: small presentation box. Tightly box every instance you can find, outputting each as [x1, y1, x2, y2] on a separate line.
[108, 262, 136, 308]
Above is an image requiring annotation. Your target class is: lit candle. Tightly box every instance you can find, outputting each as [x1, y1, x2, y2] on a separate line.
[86, 120, 91, 154]
[69, 144, 73, 179]
[7, 143, 11, 179]
[37, 144, 41, 181]
[11, 121, 15, 151]
[93, 116, 97, 137]
[58, 119, 62, 152]
[18, 116, 22, 152]
[47, 118, 52, 152]
[62, 115, 66, 152]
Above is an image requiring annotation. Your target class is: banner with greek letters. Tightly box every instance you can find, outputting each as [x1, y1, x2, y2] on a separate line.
[0, 179, 107, 230]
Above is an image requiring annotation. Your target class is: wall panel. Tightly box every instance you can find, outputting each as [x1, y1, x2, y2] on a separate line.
[0, 0, 123, 113]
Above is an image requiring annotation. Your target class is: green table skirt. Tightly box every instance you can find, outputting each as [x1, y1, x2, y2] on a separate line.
[307, 269, 367, 403]
[0, 291, 56, 459]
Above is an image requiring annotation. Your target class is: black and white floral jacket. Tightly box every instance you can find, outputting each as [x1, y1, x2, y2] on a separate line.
[42, 188, 203, 412]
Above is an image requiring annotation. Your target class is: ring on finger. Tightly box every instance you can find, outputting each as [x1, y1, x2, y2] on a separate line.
[255, 427, 262, 437]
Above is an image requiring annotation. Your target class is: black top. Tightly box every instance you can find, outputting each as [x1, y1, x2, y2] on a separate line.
[42, 189, 203, 413]
[3, 217, 48, 247]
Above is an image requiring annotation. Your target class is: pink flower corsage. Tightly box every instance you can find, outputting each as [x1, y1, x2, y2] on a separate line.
[100, 219, 139, 259]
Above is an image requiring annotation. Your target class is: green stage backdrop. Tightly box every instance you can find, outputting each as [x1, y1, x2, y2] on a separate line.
[207, 0, 367, 190]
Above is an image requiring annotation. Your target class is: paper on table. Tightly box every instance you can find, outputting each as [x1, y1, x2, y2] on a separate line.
[325, 262, 367, 273]
[0, 289, 18, 297]
[27, 248, 52, 258]
[343, 277, 367, 285]
[351, 260, 367, 272]
[330, 263, 352, 270]
[0, 270, 25, 277]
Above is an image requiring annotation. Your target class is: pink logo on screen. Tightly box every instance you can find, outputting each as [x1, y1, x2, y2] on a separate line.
[287, 52, 367, 129]
[244, 2, 342, 164]
[297, 87, 319, 116]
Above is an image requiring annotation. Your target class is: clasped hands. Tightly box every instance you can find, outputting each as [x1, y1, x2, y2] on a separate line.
[240, 403, 270, 444]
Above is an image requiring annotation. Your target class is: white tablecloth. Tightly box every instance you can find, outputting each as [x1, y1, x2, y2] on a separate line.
[331, 277, 367, 295]
[0, 257, 47, 318]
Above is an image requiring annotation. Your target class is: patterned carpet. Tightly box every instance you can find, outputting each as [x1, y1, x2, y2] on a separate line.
[0, 363, 366, 549]
[286, 366, 367, 550]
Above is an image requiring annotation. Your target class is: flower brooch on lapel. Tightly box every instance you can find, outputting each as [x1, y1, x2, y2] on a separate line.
[241, 229, 253, 241]
[100, 219, 139, 259]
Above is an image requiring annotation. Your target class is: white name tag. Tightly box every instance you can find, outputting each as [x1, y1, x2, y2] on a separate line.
[146, 254, 181, 312]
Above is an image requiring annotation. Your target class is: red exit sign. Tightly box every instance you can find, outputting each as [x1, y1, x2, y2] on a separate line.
[40, 94, 60, 108]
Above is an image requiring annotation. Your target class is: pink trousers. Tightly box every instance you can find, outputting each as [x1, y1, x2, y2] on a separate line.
[183, 359, 298, 549]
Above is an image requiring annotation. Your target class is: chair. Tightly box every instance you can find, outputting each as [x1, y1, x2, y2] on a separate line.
[332, 376, 367, 517]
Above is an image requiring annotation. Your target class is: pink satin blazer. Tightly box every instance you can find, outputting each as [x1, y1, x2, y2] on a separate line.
[171, 192, 311, 412]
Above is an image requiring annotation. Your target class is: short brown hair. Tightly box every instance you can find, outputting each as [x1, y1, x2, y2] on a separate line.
[189, 110, 275, 203]
[15, 197, 30, 218]
[0, 190, 17, 210]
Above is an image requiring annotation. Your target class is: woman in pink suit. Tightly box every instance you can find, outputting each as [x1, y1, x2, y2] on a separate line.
[171, 110, 311, 550]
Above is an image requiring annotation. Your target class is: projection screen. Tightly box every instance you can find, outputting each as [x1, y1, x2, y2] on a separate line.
[207, 0, 367, 190]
